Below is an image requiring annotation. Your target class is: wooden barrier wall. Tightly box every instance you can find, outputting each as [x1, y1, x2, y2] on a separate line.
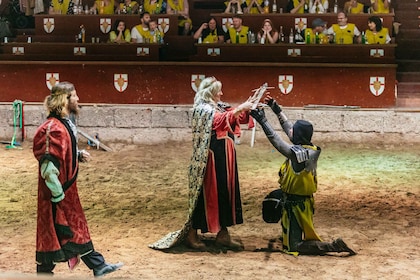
[0, 61, 396, 108]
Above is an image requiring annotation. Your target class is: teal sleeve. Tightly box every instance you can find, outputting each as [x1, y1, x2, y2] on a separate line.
[40, 160, 65, 202]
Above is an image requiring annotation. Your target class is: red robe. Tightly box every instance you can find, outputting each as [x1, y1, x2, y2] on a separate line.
[33, 117, 93, 264]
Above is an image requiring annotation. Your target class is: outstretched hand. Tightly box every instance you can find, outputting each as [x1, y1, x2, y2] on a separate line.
[264, 94, 282, 115]
[250, 107, 267, 124]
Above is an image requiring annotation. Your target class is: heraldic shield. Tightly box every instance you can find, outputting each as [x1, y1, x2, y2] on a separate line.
[295, 17, 307, 30]
[369, 76, 385, 96]
[222, 17, 233, 33]
[278, 75, 293, 95]
[114, 74, 128, 92]
[191, 74, 205, 92]
[46, 73, 59, 90]
[158, 18, 170, 34]
[100, 18, 112, 34]
[43, 18, 55, 33]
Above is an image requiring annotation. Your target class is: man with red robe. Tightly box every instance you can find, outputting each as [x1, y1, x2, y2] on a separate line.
[33, 82, 123, 276]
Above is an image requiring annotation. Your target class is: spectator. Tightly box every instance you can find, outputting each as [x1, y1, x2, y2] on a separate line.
[143, 0, 166, 14]
[49, 0, 75, 14]
[257, 19, 279, 44]
[90, 0, 116, 14]
[109, 19, 131, 43]
[286, 0, 306, 14]
[166, 0, 192, 35]
[131, 11, 152, 43]
[224, 0, 245, 14]
[370, 0, 390, 14]
[327, 12, 361, 44]
[226, 15, 249, 44]
[309, 0, 328, 14]
[304, 18, 329, 44]
[193, 17, 225, 44]
[343, 0, 364, 14]
[244, 0, 264, 14]
[117, 0, 139, 14]
[365, 16, 391, 44]
[149, 20, 164, 43]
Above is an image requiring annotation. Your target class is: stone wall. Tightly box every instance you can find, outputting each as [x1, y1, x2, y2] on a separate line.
[0, 104, 419, 146]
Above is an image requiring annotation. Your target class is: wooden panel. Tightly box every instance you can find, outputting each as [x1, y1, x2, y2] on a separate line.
[0, 61, 396, 108]
[0, 42, 161, 61]
[191, 44, 396, 63]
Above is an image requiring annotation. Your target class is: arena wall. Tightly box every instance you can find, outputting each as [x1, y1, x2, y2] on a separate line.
[0, 104, 419, 146]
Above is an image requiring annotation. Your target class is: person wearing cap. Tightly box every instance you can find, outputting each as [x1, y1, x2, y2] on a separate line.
[304, 18, 329, 44]
[226, 15, 249, 44]
[33, 82, 123, 276]
[250, 94, 357, 256]
[327, 12, 361, 44]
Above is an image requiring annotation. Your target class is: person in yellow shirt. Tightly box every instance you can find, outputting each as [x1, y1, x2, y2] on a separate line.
[304, 18, 328, 44]
[226, 15, 249, 44]
[48, 0, 74, 14]
[166, 0, 193, 35]
[224, 0, 245, 14]
[116, 0, 139, 14]
[344, 0, 364, 14]
[109, 19, 131, 43]
[244, 0, 264, 14]
[143, 0, 166, 14]
[287, 0, 306, 14]
[370, 0, 390, 14]
[365, 16, 391, 44]
[326, 12, 361, 44]
[193, 17, 225, 44]
[90, 0, 116, 14]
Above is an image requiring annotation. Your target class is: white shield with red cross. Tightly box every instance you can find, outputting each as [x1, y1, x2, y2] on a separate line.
[278, 75, 293, 95]
[114, 74, 128, 92]
[43, 18, 55, 33]
[222, 17, 233, 33]
[12, 47, 24, 55]
[46, 73, 59, 90]
[370, 77, 385, 96]
[100, 18, 112, 34]
[158, 18, 170, 34]
[294, 18, 307, 31]
[191, 74, 205, 92]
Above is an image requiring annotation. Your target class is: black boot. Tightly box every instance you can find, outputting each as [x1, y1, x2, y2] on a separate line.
[332, 238, 357, 256]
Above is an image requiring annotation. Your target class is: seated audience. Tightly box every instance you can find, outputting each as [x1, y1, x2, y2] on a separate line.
[109, 19, 131, 43]
[49, 0, 75, 14]
[257, 19, 279, 44]
[326, 12, 361, 44]
[117, 0, 139, 14]
[309, 0, 328, 14]
[225, 15, 249, 44]
[166, 0, 192, 35]
[365, 16, 391, 44]
[143, 0, 166, 14]
[131, 11, 152, 43]
[287, 0, 306, 14]
[224, 0, 245, 14]
[193, 17, 225, 44]
[244, 0, 264, 14]
[343, 0, 364, 14]
[370, 0, 390, 14]
[90, 0, 116, 14]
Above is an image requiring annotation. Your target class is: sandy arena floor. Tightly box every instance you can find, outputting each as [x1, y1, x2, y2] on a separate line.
[0, 139, 419, 279]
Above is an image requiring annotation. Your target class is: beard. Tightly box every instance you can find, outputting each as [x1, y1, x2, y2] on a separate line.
[68, 101, 80, 116]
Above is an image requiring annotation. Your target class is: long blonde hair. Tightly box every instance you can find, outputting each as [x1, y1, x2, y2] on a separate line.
[44, 82, 75, 118]
[193, 77, 222, 108]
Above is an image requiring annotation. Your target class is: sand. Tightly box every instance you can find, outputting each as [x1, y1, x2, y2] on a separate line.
[0, 139, 419, 279]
